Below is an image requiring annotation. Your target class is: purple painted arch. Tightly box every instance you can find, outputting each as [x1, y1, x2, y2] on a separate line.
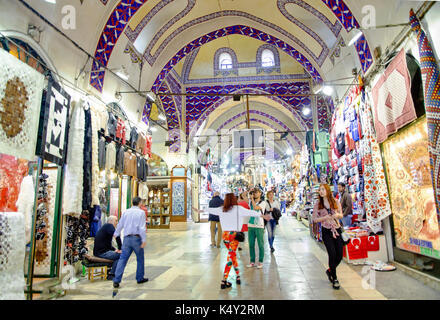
[152, 25, 322, 93]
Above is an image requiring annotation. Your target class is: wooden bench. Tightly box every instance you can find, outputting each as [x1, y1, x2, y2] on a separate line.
[81, 254, 114, 282]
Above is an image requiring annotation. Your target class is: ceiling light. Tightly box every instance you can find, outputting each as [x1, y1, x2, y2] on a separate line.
[323, 86, 334, 96]
[302, 107, 311, 116]
[146, 92, 156, 103]
[150, 127, 157, 132]
[286, 149, 293, 155]
[158, 114, 166, 121]
[116, 71, 129, 81]
[347, 29, 363, 47]
[45, 0, 56, 3]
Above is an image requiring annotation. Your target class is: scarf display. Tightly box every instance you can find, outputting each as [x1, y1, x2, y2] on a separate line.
[359, 92, 392, 232]
[0, 48, 44, 161]
[371, 49, 417, 143]
[410, 9, 440, 220]
[0, 212, 26, 300]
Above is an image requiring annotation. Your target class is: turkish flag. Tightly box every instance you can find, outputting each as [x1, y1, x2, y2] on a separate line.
[366, 235, 380, 251]
[346, 237, 368, 260]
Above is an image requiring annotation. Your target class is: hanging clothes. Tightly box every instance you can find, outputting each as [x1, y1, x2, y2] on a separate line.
[115, 118, 126, 145]
[107, 112, 117, 138]
[16, 175, 35, 244]
[82, 105, 93, 211]
[129, 126, 139, 149]
[98, 136, 106, 170]
[105, 142, 116, 171]
[115, 144, 125, 174]
[90, 106, 100, 207]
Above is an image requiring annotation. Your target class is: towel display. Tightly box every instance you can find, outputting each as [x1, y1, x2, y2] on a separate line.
[0, 48, 44, 160]
[372, 49, 417, 143]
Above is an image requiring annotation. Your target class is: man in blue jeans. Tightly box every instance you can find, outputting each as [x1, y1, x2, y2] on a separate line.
[113, 197, 148, 288]
[338, 183, 353, 227]
[93, 216, 122, 280]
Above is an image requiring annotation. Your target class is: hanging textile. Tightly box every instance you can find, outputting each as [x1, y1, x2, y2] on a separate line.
[0, 154, 28, 212]
[16, 175, 35, 244]
[371, 49, 417, 143]
[90, 106, 100, 207]
[0, 212, 26, 300]
[63, 101, 85, 217]
[410, 9, 440, 219]
[0, 48, 44, 160]
[359, 92, 392, 233]
[38, 80, 71, 165]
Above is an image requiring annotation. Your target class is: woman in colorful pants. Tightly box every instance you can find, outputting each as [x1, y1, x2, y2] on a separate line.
[204, 193, 267, 289]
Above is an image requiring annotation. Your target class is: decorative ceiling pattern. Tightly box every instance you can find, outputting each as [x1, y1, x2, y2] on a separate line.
[90, 0, 147, 92]
[184, 82, 312, 137]
[151, 25, 322, 93]
[90, 0, 373, 92]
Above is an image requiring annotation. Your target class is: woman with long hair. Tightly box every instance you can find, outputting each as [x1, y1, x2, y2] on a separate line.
[204, 193, 268, 289]
[265, 190, 281, 253]
[312, 184, 344, 289]
[237, 191, 250, 251]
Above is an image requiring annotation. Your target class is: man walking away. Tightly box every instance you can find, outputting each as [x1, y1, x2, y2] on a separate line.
[338, 183, 353, 227]
[113, 197, 148, 288]
[93, 216, 122, 280]
[209, 192, 224, 248]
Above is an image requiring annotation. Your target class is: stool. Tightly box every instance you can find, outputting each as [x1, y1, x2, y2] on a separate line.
[82, 254, 114, 282]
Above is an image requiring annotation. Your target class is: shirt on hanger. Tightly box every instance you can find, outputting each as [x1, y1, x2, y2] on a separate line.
[105, 142, 116, 170]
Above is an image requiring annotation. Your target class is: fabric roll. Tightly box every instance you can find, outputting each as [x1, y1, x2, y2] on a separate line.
[63, 101, 85, 217]
[410, 9, 440, 218]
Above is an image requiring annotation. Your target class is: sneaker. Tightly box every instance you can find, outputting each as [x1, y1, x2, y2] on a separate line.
[270, 247, 275, 253]
[113, 282, 119, 288]
[246, 263, 256, 268]
[257, 263, 263, 269]
[332, 279, 340, 290]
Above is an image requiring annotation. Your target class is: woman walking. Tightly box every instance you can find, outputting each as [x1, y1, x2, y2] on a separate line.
[204, 193, 268, 289]
[265, 190, 281, 253]
[312, 184, 344, 289]
[248, 189, 266, 269]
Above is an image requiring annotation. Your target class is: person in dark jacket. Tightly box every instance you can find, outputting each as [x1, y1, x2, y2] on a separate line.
[338, 182, 353, 227]
[209, 192, 224, 248]
[93, 216, 122, 280]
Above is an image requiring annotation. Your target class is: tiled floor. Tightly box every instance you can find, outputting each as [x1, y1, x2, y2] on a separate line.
[57, 216, 440, 300]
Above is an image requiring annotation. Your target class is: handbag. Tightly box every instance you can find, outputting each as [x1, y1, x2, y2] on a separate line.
[235, 207, 245, 242]
[339, 228, 351, 246]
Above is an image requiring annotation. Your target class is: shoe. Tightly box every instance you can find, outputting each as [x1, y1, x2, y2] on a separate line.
[221, 280, 232, 289]
[332, 279, 340, 290]
[236, 276, 241, 285]
[238, 247, 242, 251]
[270, 247, 275, 253]
[326, 269, 334, 283]
[246, 263, 255, 268]
[137, 278, 149, 284]
[210, 244, 216, 248]
[107, 274, 114, 281]
[113, 282, 119, 288]
[257, 263, 263, 269]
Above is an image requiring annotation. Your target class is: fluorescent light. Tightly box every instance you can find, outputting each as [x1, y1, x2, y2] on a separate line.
[116, 71, 129, 81]
[302, 107, 311, 116]
[150, 127, 157, 132]
[158, 114, 166, 121]
[323, 86, 334, 96]
[348, 29, 362, 46]
[45, 0, 56, 3]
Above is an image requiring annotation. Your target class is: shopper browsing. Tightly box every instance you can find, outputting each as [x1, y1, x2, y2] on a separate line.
[248, 189, 267, 269]
[112, 197, 148, 288]
[208, 192, 224, 248]
[204, 193, 269, 289]
[338, 183, 353, 227]
[264, 190, 281, 253]
[312, 184, 344, 290]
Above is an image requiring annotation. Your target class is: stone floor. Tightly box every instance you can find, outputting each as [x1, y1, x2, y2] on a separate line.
[58, 216, 440, 300]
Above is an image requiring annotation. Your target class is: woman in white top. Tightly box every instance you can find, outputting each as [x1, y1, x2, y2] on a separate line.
[204, 193, 268, 289]
[265, 190, 281, 253]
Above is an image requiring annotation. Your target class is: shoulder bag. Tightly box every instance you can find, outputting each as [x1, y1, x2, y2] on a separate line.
[235, 207, 245, 242]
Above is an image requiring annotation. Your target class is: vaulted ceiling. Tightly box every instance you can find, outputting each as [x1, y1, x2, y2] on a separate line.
[2, 0, 427, 157]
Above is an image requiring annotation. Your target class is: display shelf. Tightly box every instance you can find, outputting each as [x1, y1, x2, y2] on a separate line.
[145, 184, 170, 229]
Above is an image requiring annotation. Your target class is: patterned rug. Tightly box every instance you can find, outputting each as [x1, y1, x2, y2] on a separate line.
[410, 9, 440, 220]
